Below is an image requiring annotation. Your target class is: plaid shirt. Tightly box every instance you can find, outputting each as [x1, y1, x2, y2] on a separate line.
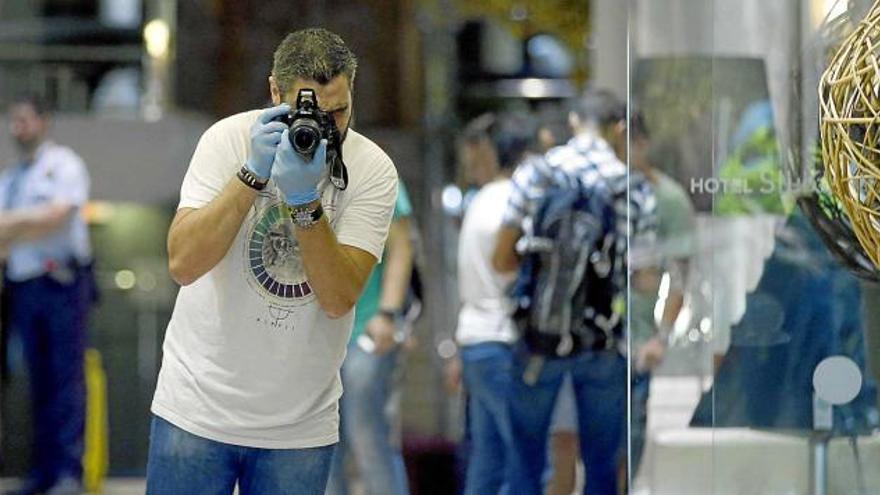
[503, 133, 658, 294]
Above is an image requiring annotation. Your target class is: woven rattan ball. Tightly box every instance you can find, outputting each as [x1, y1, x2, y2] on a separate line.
[819, 1, 880, 267]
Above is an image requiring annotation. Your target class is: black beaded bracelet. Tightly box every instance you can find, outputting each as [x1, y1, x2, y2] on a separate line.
[237, 165, 268, 191]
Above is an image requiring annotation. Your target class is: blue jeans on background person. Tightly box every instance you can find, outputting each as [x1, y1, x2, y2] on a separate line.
[146, 415, 335, 495]
[507, 345, 626, 495]
[629, 373, 651, 477]
[6, 273, 89, 493]
[326, 344, 409, 495]
[459, 342, 514, 495]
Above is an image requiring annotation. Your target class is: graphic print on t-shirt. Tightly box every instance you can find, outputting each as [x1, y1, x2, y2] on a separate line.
[245, 200, 315, 307]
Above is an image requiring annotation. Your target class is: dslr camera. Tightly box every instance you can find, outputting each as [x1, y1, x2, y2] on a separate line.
[276, 89, 338, 159]
[275, 88, 348, 189]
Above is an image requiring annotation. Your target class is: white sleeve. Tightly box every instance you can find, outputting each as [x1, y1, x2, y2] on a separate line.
[335, 161, 398, 262]
[178, 122, 240, 210]
[54, 151, 89, 207]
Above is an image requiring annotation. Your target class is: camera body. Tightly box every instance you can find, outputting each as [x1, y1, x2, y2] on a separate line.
[276, 89, 340, 160]
[274, 88, 349, 190]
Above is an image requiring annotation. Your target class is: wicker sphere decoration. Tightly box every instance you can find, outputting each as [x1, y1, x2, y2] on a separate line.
[819, 1, 880, 267]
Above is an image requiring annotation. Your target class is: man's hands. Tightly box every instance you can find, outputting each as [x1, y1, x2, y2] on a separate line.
[245, 104, 290, 180]
[635, 335, 666, 373]
[365, 313, 398, 355]
[443, 356, 463, 394]
[273, 132, 327, 206]
[244, 104, 329, 206]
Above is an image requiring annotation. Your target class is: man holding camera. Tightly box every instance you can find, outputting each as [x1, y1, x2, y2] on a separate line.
[147, 28, 398, 495]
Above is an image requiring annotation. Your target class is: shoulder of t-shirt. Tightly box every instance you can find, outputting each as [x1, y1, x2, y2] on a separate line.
[483, 179, 512, 197]
[45, 143, 88, 175]
[201, 109, 260, 142]
[657, 172, 695, 211]
[346, 129, 397, 181]
[545, 143, 575, 165]
[470, 179, 509, 209]
[0, 165, 15, 184]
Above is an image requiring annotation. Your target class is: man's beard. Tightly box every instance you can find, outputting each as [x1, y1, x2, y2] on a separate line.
[14, 136, 40, 156]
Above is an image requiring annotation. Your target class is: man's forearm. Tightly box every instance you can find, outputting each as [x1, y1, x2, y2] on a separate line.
[167, 178, 257, 285]
[0, 203, 73, 245]
[378, 218, 413, 312]
[295, 211, 374, 318]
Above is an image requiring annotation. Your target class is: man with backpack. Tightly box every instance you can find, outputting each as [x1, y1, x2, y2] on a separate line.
[493, 89, 656, 495]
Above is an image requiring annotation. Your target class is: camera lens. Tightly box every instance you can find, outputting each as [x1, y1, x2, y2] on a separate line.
[290, 118, 321, 155]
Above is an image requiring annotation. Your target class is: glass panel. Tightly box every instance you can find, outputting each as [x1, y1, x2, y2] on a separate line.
[629, 0, 880, 493]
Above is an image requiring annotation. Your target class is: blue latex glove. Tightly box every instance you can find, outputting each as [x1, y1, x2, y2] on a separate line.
[245, 103, 291, 180]
[272, 130, 327, 206]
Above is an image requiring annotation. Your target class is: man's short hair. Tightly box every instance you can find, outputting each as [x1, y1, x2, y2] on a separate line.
[460, 113, 496, 145]
[460, 112, 536, 170]
[272, 28, 358, 93]
[629, 107, 650, 140]
[490, 111, 537, 170]
[10, 93, 50, 116]
[571, 89, 625, 129]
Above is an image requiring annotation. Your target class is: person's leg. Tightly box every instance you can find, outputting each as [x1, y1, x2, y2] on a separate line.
[42, 277, 88, 485]
[145, 415, 239, 495]
[238, 443, 336, 495]
[325, 365, 349, 495]
[325, 425, 348, 495]
[629, 373, 651, 477]
[507, 348, 566, 495]
[455, 394, 472, 495]
[459, 343, 514, 495]
[9, 281, 54, 493]
[547, 433, 578, 495]
[571, 351, 626, 495]
[546, 375, 579, 495]
[339, 344, 409, 495]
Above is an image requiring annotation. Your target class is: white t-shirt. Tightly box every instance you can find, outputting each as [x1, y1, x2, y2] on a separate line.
[455, 179, 517, 346]
[151, 109, 398, 449]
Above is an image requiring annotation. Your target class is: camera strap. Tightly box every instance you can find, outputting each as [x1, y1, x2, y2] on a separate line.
[329, 153, 348, 190]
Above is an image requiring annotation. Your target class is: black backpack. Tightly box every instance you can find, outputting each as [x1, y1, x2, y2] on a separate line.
[509, 171, 622, 357]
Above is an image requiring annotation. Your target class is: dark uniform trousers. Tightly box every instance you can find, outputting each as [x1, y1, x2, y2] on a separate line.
[5, 263, 91, 485]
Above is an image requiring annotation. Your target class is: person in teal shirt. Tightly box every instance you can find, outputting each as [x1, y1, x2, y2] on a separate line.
[327, 182, 414, 495]
[350, 182, 413, 343]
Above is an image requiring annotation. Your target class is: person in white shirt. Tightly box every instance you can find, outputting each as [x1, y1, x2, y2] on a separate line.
[453, 112, 536, 495]
[146, 28, 398, 495]
[1, 94, 93, 495]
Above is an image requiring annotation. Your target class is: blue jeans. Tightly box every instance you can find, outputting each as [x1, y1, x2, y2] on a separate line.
[326, 345, 409, 495]
[629, 373, 650, 476]
[460, 342, 515, 495]
[7, 273, 88, 488]
[508, 346, 626, 495]
[146, 416, 335, 495]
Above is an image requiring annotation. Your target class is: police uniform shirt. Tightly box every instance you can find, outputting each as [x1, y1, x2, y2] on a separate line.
[0, 140, 91, 282]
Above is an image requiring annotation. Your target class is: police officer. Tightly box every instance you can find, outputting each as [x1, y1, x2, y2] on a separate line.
[1, 94, 92, 495]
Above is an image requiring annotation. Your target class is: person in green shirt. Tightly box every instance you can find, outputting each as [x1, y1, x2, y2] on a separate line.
[326, 182, 414, 495]
[628, 110, 695, 475]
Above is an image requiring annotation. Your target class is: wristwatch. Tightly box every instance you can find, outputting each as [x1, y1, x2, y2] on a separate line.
[289, 202, 324, 229]
[377, 308, 399, 320]
[237, 165, 268, 191]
